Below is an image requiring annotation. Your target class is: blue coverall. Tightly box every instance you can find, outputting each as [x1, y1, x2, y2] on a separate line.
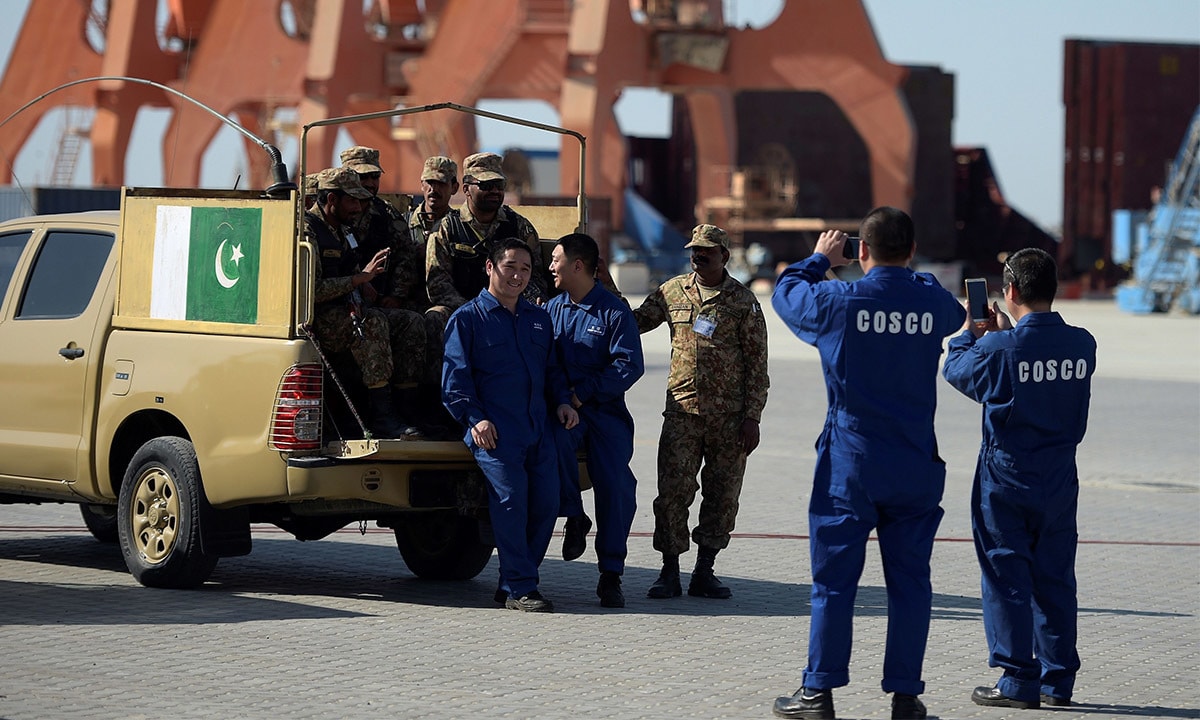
[442, 289, 572, 599]
[943, 312, 1095, 703]
[547, 283, 645, 574]
[772, 255, 966, 696]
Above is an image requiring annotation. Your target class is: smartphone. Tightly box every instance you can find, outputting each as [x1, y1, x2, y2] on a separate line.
[965, 278, 989, 322]
[842, 235, 860, 260]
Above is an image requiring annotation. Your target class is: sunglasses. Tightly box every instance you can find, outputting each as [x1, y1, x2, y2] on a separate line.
[466, 180, 506, 192]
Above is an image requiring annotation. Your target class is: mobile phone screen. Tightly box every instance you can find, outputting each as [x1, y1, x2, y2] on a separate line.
[965, 278, 989, 322]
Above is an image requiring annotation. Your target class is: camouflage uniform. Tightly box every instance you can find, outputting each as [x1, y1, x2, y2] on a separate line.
[633, 225, 770, 555]
[340, 147, 428, 387]
[306, 168, 421, 388]
[425, 152, 548, 314]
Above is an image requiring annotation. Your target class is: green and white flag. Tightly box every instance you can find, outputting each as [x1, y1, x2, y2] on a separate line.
[150, 205, 262, 323]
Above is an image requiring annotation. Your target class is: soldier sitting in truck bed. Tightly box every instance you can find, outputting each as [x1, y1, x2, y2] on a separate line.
[425, 152, 549, 325]
[305, 166, 419, 438]
[339, 146, 431, 432]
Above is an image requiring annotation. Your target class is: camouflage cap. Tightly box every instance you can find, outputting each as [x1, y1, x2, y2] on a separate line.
[303, 172, 321, 194]
[684, 224, 729, 250]
[421, 155, 458, 183]
[316, 166, 372, 200]
[339, 146, 385, 175]
[462, 152, 505, 182]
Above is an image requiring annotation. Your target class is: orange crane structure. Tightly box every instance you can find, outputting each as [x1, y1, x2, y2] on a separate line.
[0, 0, 916, 227]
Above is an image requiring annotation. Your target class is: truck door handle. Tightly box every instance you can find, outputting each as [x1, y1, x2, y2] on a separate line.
[59, 347, 85, 360]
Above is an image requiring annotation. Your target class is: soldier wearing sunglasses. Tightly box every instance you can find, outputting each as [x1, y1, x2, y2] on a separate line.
[425, 152, 549, 320]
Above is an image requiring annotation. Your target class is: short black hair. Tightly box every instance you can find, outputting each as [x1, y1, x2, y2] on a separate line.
[489, 237, 532, 266]
[1003, 247, 1057, 305]
[555, 232, 599, 275]
[859, 206, 915, 263]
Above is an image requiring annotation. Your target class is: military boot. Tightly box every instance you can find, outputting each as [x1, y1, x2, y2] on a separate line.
[646, 554, 682, 599]
[391, 384, 427, 437]
[688, 546, 732, 599]
[366, 386, 418, 438]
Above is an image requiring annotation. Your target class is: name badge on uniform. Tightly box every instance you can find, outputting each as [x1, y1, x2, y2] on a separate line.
[345, 231, 359, 249]
[452, 243, 478, 256]
[693, 314, 717, 338]
[586, 324, 605, 336]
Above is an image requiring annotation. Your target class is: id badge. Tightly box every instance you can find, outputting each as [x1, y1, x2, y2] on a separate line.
[345, 231, 359, 249]
[693, 314, 717, 338]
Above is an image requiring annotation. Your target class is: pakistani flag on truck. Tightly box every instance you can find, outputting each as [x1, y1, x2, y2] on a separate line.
[150, 205, 262, 324]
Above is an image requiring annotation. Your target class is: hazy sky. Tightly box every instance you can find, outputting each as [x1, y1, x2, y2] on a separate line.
[1, 0, 1198, 230]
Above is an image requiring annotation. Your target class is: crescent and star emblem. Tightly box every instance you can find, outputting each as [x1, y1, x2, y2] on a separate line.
[213, 222, 245, 289]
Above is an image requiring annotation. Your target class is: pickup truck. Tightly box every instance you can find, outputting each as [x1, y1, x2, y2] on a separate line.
[0, 188, 509, 588]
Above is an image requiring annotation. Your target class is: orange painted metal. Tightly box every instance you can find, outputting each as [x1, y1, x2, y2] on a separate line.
[0, 0, 915, 223]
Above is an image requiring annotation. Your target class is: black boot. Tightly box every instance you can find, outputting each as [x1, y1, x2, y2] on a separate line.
[596, 571, 625, 608]
[391, 385, 425, 437]
[688, 546, 732, 598]
[366, 386, 417, 438]
[773, 688, 835, 719]
[562, 513, 592, 561]
[646, 554, 682, 599]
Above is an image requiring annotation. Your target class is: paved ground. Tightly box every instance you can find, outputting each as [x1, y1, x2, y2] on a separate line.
[1, 298, 1197, 719]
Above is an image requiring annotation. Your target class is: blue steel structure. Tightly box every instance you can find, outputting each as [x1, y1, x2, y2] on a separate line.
[1115, 107, 1200, 314]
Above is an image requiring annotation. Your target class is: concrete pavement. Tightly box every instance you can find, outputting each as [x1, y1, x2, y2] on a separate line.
[0, 298, 1197, 719]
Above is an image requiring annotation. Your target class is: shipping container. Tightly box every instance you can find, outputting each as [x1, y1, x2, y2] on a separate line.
[1061, 39, 1200, 285]
[0, 186, 121, 224]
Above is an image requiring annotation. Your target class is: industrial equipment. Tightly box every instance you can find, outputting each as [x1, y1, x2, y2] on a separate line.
[1114, 107, 1200, 314]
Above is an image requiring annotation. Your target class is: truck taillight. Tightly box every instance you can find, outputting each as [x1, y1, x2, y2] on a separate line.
[269, 363, 323, 451]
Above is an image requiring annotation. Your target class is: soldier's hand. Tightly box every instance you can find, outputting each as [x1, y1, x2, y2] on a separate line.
[471, 420, 498, 450]
[739, 418, 761, 455]
[570, 392, 583, 410]
[364, 248, 390, 276]
[557, 404, 579, 430]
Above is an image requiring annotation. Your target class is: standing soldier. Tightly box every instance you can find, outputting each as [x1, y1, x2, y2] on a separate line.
[304, 167, 417, 438]
[339, 146, 428, 425]
[425, 152, 549, 321]
[633, 224, 769, 600]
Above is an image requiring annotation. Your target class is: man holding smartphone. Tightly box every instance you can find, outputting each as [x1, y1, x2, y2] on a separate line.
[943, 248, 1096, 710]
[770, 207, 965, 720]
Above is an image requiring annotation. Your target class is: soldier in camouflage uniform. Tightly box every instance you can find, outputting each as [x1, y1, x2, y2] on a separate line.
[304, 167, 418, 438]
[403, 156, 459, 375]
[339, 146, 428, 416]
[633, 224, 769, 600]
[425, 152, 549, 322]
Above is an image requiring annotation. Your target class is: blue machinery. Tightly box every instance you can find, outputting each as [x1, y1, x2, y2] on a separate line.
[1114, 107, 1200, 314]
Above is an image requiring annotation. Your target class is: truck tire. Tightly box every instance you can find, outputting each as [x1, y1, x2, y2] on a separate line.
[80, 503, 119, 543]
[118, 437, 218, 588]
[393, 513, 494, 581]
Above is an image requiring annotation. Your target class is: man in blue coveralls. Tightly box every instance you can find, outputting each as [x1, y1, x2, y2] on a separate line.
[943, 248, 1095, 710]
[770, 207, 966, 720]
[442, 238, 579, 613]
[547, 233, 645, 608]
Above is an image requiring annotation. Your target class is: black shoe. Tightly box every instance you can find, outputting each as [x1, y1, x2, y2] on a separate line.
[971, 686, 1039, 709]
[891, 693, 926, 719]
[562, 514, 592, 561]
[493, 587, 507, 605]
[646, 565, 682, 599]
[688, 567, 732, 598]
[1040, 693, 1071, 707]
[505, 591, 554, 613]
[772, 687, 834, 719]
[597, 571, 625, 608]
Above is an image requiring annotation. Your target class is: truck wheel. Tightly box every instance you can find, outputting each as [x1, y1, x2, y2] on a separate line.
[80, 503, 119, 543]
[393, 513, 494, 581]
[118, 437, 218, 588]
